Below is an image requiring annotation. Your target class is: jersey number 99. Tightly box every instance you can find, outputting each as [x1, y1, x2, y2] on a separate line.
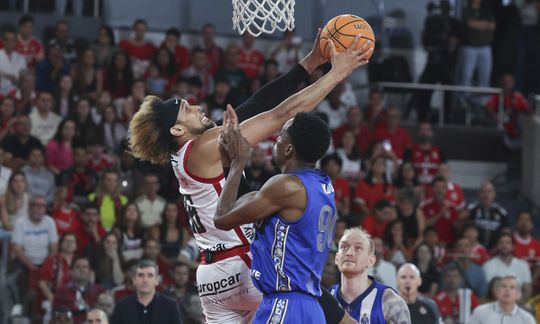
[317, 205, 337, 252]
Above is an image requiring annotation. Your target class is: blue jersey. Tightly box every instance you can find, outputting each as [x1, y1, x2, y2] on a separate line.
[330, 277, 391, 323]
[250, 169, 337, 297]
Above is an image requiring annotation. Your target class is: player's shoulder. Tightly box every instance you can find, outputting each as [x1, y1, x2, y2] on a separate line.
[260, 174, 304, 196]
[382, 288, 411, 323]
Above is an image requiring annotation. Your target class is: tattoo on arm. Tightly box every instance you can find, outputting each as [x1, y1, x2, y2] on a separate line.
[382, 289, 411, 324]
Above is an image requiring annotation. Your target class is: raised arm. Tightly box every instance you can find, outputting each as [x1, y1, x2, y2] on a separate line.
[382, 289, 411, 324]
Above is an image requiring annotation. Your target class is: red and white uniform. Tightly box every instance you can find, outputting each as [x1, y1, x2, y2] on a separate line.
[409, 144, 443, 185]
[514, 233, 540, 265]
[238, 46, 265, 79]
[425, 181, 466, 210]
[171, 139, 261, 323]
[16, 34, 44, 67]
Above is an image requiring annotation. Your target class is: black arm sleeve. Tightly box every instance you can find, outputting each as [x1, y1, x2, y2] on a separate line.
[223, 167, 254, 198]
[216, 64, 309, 125]
[318, 287, 346, 324]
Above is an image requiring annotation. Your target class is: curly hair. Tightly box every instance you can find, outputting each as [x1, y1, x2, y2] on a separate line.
[128, 96, 177, 165]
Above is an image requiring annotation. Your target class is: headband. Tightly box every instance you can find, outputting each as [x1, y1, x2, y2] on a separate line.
[156, 98, 181, 133]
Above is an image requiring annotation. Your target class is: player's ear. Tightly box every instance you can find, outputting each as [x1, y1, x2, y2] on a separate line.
[170, 124, 185, 137]
[334, 251, 340, 266]
[284, 143, 294, 159]
[367, 254, 376, 267]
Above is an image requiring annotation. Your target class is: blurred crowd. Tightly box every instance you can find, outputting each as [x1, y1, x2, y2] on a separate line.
[0, 0, 538, 323]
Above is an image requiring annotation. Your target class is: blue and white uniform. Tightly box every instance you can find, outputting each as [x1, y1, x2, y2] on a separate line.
[330, 276, 392, 324]
[250, 169, 337, 324]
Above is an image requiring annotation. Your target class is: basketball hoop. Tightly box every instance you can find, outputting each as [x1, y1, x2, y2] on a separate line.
[232, 0, 295, 37]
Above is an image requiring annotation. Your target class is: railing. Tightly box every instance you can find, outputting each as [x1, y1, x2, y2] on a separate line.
[367, 81, 504, 129]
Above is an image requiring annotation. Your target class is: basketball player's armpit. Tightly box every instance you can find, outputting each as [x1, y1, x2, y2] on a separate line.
[382, 289, 411, 324]
[228, 64, 308, 124]
[223, 168, 254, 198]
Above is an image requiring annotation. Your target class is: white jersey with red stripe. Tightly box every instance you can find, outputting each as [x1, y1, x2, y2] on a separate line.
[171, 139, 254, 252]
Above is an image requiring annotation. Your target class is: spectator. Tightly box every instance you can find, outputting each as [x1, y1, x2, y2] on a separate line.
[50, 307, 74, 324]
[362, 199, 396, 238]
[332, 106, 372, 156]
[16, 15, 44, 67]
[103, 51, 134, 99]
[469, 275, 535, 324]
[432, 163, 465, 209]
[374, 107, 412, 160]
[483, 233, 532, 302]
[38, 232, 77, 304]
[182, 47, 214, 100]
[70, 98, 99, 146]
[35, 44, 70, 93]
[238, 32, 264, 79]
[85, 140, 114, 175]
[119, 79, 146, 123]
[91, 232, 125, 289]
[87, 308, 109, 324]
[15, 69, 37, 114]
[112, 203, 145, 261]
[22, 147, 55, 203]
[315, 82, 348, 130]
[161, 27, 189, 71]
[91, 25, 117, 68]
[335, 130, 363, 185]
[434, 265, 480, 323]
[110, 259, 182, 324]
[463, 222, 490, 265]
[395, 188, 426, 247]
[100, 105, 127, 154]
[397, 263, 442, 324]
[72, 202, 106, 256]
[403, 122, 445, 186]
[269, 30, 303, 73]
[320, 154, 350, 218]
[205, 77, 234, 121]
[88, 169, 128, 230]
[412, 242, 440, 297]
[368, 237, 398, 290]
[53, 74, 75, 118]
[0, 97, 17, 142]
[46, 118, 77, 175]
[53, 257, 105, 324]
[117, 140, 144, 199]
[466, 181, 508, 248]
[261, 59, 280, 84]
[60, 146, 98, 203]
[365, 140, 399, 185]
[71, 48, 102, 102]
[485, 73, 531, 148]
[119, 19, 156, 78]
[1, 172, 30, 230]
[164, 262, 203, 324]
[421, 176, 462, 245]
[244, 145, 274, 191]
[394, 161, 423, 199]
[111, 260, 138, 302]
[50, 186, 79, 236]
[458, 0, 495, 90]
[0, 146, 13, 195]
[94, 293, 115, 319]
[441, 237, 488, 298]
[135, 173, 166, 228]
[513, 211, 540, 264]
[355, 156, 395, 215]
[29, 91, 61, 145]
[383, 219, 411, 267]
[0, 27, 27, 96]
[48, 20, 77, 63]
[363, 88, 387, 129]
[200, 23, 223, 74]
[142, 238, 171, 286]
[148, 47, 178, 94]
[215, 44, 248, 95]
[91, 90, 111, 124]
[148, 201, 190, 260]
[11, 195, 58, 311]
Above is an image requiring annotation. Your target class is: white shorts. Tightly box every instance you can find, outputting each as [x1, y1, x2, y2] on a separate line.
[196, 253, 262, 324]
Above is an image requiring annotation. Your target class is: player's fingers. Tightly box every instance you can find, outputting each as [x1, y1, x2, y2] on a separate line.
[347, 35, 361, 53]
[226, 104, 239, 129]
[328, 40, 337, 57]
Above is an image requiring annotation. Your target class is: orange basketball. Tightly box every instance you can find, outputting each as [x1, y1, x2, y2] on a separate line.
[319, 14, 375, 61]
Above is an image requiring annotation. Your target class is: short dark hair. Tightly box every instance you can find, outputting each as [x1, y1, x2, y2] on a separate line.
[71, 256, 89, 269]
[18, 14, 35, 26]
[2, 26, 16, 38]
[134, 259, 159, 275]
[172, 261, 189, 273]
[286, 113, 331, 163]
[82, 202, 100, 213]
[166, 27, 180, 38]
[319, 153, 342, 170]
[133, 19, 148, 28]
[374, 199, 393, 212]
[497, 233, 513, 245]
[431, 176, 446, 187]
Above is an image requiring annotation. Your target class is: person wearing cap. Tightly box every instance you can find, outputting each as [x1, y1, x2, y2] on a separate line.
[397, 263, 442, 324]
[468, 274, 535, 324]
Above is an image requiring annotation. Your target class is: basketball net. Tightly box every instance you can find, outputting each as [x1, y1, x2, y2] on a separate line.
[232, 0, 295, 36]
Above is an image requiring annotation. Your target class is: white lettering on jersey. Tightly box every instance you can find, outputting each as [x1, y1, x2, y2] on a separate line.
[322, 183, 335, 194]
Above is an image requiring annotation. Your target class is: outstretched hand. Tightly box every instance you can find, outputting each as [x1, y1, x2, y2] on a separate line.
[328, 36, 374, 79]
[218, 105, 251, 166]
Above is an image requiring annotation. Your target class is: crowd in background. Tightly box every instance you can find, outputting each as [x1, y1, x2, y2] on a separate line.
[0, 0, 539, 322]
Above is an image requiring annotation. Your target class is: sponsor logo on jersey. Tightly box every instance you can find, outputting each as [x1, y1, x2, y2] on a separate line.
[197, 273, 242, 297]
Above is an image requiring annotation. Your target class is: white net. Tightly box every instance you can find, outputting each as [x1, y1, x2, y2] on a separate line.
[232, 0, 295, 37]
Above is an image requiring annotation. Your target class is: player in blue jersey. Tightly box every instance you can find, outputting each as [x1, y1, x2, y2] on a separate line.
[213, 107, 340, 323]
[331, 227, 411, 324]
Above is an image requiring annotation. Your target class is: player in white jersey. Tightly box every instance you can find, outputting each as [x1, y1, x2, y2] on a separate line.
[128, 32, 373, 323]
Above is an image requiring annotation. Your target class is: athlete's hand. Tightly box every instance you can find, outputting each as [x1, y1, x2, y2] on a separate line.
[328, 36, 373, 79]
[219, 105, 251, 164]
[300, 28, 327, 72]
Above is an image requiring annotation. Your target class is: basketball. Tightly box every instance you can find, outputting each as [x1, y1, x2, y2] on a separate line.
[319, 14, 375, 61]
